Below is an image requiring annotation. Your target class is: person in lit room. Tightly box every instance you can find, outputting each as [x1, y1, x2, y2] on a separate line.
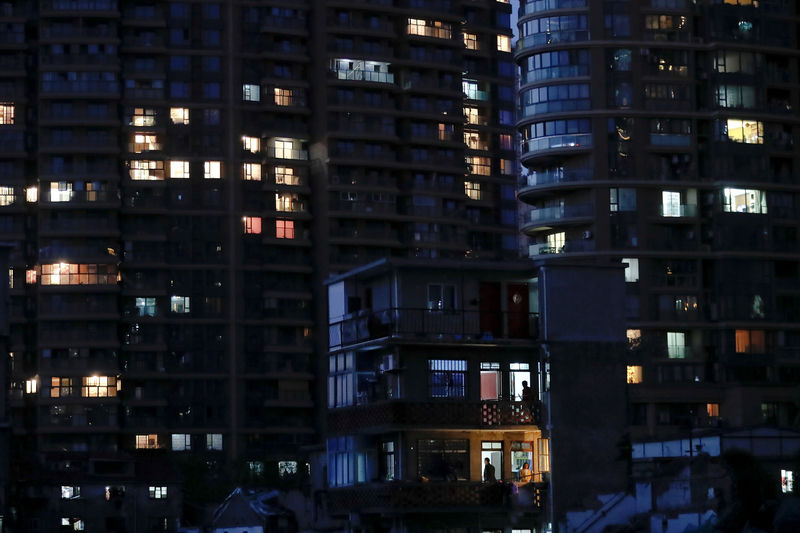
[483, 457, 496, 483]
[519, 461, 532, 485]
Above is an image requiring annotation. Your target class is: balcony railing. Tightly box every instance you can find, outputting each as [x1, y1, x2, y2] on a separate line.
[329, 308, 539, 348]
[328, 400, 540, 433]
[521, 134, 592, 155]
[327, 481, 547, 514]
[333, 69, 394, 84]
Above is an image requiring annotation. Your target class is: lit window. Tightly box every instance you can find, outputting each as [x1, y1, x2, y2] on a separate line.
[40, 263, 117, 285]
[50, 182, 73, 202]
[275, 219, 294, 239]
[129, 160, 165, 180]
[25, 378, 37, 394]
[0, 103, 14, 124]
[707, 403, 720, 418]
[546, 232, 565, 253]
[131, 133, 160, 153]
[278, 461, 297, 478]
[243, 83, 261, 102]
[242, 135, 260, 153]
[243, 216, 262, 234]
[724, 118, 763, 144]
[25, 269, 37, 284]
[61, 518, 84, 531]
[0, 186, 14, 206]
[428, 283, 456, 311]
[171, 434, 191, 451]
[661, 191, 681, 217]
[50, 377, 73, 398]
[135, 297, 156, 317]
[276, 219, 295, 239]
[276, 193, 301, 212]
[169, 160, 189, 179]
[464, 181, 482, 200]
[428, 359, 466, 398]
[627, 329, 641, 346]
[206, 433, 223, 451]
[243, 163, 261, 181]
[500, 159, 515, 175]
[467, 156, 491, 175]
[538, 439, 550, 472]
[81, 376, 118, 398]
[136, 434, 159, 449]
[735, 329, 766, 353]
[273, 140, 295, 159]
[132, 107, 155, 127]
[723, 187, 767, 214]
[407, 18, 452, 39]
[275, 166, 299, 184]
[623, 258, 639, 282]
[149, 486, 168, 499]
[249, 461, 264, 476]
[667, 331, 686, 358]
[61, 486, 80, 499]
[274, 88, 293, 106]
[497, 35, 511, 52]
[626, 365, 643, 384]
[170, 296, 190, 313]
[464, 106, 480, 125]
[464, 32, 478, 50]
[26, 186, 38, 203]
[8, 267, 12, 289]
[170, 107, 189, 125]
[782, 469, 794, 494]
[204, 161, 221, 179]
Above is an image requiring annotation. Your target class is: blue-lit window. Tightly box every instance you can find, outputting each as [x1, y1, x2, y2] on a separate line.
[521, 83, 590, 116]
[429, 359, 467, 398]
[203, 83, 221, 99]
[170, 56, 189, 71]
[170, 82, 189, 99]
[524, 49, 590, 82]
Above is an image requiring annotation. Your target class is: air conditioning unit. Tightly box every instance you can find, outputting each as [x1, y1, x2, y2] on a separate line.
[582, 230, 593, 239]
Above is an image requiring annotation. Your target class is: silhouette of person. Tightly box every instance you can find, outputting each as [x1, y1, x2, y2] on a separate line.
[483, 457, 497, 483]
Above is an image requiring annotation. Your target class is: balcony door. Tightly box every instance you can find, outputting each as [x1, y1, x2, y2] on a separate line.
[507, 283, 529, 338]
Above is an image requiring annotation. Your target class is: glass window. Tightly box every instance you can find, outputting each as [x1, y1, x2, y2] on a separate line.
[667, 331, 686, 358]
[242, 136, 260, 153]
[204, 161, 221, 179]
[723, 119, 763, 144]
[170, 296, 190, 313]
[782, 470, 794, 494]
[61, 486, 80, 499]
[482, 441, 503, 481]
[148, 486, 167, 499]
[510, 362, 531, 401]
[627, 366, 643, 384]
[537, 439, 550, 472]
[276, 219, 295, 239]
[0, 103, 14, 124]
[206, 433, 223, 450]
[171, 433, 191, 451]
[429, 359, 467, 398]
[480, 362, 501, 400]
[624, 258, 639, 282]
[169, 160, 189, 179]
[735, 329, 766, 353]
[243, 163, 261, 181]
[427, 284, 456, 310]
[243, 84, 260, 102]
[243, 216, 261, 234]
[170, 107, 189, 125]
[723, 188, 767, 214]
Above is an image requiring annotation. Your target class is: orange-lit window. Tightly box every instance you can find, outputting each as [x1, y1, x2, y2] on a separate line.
[276, 193, 301, 212]
[276, 219, 295, 239]
[0, 186, 14, 206]
[129, 160, 164, 180]
[0, 103, 14, 124]
[407, 18, 452, 39]
[26, 186, 38, 203]
[25, 378, 37, 394]
[170, 160, 190, 179]
[243, 163, 261, 181]
[25, 269, 37, 284]
[243, 216, 261, 234]
[274, 88, 293, 106]
[242, 136, 260, 153]
[706, 403, 720, 418]
[275, 166, 299, 185]
[463, 33, 478, 50]
[40, 263, 117, 285]
[50, 377, 73, 398]
[50, 182, 72, 202]
[136, 434, 159, 449]
[464, 181, 482, 200]
[170, 107, 189, 125]
[626, 366, 643, 384]
[132, 107, 156, 126]
[735, 329, 766, 353]
[497, 35, 511, 52]
[131, 133, 160, 153]
[82, 375, 118, 398]
[467, 156, 491, 175]
[204, 161, 221, 179]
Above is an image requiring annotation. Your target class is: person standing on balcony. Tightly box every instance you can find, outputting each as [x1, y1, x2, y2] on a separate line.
[483, 457, 497, 483]
[519, 462, 532, 484]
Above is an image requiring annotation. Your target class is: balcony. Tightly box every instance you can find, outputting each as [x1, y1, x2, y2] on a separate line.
[333, 69, 394, 84]
[521, 134, 592, 157]
[328, 400, 539, 433]
[327, 481, 546, 515]
[522, 203, 593, 229]
[658, 204, 697, 218]
[329, 308, 538, 348]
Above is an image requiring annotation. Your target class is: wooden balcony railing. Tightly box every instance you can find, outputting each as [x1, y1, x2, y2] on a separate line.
[326, 481, 547, 515]
[328, 400, 541, 433]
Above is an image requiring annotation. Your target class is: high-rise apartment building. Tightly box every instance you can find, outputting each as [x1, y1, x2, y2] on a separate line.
[516, 0, 800, 440]
[0, 0, 515, 530]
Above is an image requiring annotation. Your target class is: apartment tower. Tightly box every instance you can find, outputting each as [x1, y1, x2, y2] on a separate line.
[516, 0, 800, 440]
[0, 0, 515, 530]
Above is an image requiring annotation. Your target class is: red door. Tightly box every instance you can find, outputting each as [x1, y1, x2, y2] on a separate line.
[479, 282, 502, 338]
[507, 283, 529, 338]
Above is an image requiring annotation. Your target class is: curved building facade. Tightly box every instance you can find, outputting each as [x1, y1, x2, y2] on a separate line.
[516, 0, 800, 438]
